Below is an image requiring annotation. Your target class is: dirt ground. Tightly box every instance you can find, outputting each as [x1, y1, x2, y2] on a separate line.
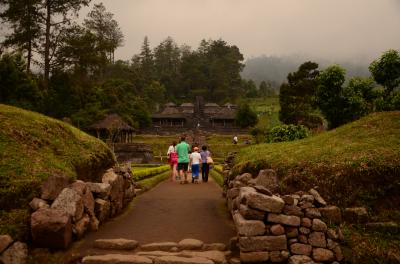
[76, 177, 236, 254]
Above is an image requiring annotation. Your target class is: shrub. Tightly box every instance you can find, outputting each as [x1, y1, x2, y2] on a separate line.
[267, 124, 310, 143]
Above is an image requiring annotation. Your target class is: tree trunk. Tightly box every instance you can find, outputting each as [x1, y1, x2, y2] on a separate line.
[44, 0, 51, 87]
[27, 39, 32, 72]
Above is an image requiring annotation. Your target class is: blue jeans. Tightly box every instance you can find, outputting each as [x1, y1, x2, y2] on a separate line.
[191, 164, 200, 178]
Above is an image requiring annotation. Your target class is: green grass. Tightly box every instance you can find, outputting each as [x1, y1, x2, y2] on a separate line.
[206, 134, 252, 159]
[234, 112, 400, 212]
[130, 135, 178, 159]
[0, 104, 115, 240]
[136, 171, 171, 191]
[210, 169, 224, 188]
[132, 165, 170, 181]
[341, 224, 400, 263]
[245, 97, 282, 131]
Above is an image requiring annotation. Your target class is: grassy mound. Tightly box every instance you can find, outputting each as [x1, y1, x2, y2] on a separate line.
[0, 104, 115, 239]
[234, 112, 400, 214]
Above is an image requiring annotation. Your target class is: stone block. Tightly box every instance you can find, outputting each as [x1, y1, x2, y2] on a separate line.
[288, 255, 314, 264]
[290, 243, 312, 256]
[239, 204, 265, 220]
[178, 239, 204, 250]
[86, 182, 111, 199]
[82, 254, 152, 264]
[309, 232, 326, 248]
[73, 214, 90, 238]
[304, 208, 321, 219]
[240, 251, 269, 263]
[227, 188, 240, 200]
[237, 173, 253, 184]
[301, 217, 312, 228]
[269, 251, 289, 263]
[180, 250, 226, 264]
[154, 256, 213, 264]
[102, 169, 124, 217]
[312, 219, 327, 232]
[239, 235, 287, 252]
[0, 235, 13, 254]
[270, 224, 285, 235]
[309, 188, 327, 206]
[233, 212, 265, 236]
[312, 248, 334, 262]
[299, 227, 310, 235]
[267, 213, 301, 226]
[31, 208, 72, 249]
[253, 185, 272, 196]
[283, 205, 304, 217]
[95, 198, 110, 223]
[94, 239, 139, 250]
[0, 242, 28, 264]
[203, 243, 226, 251]
[319, 206, 342, 224]
[29, 198, 49, 211]
[71, 181, 95, 217]
[141, 242, 179, 251]
[254, 169, 279, 192]
[51, 188, 84, 221]
[245, 193, 285, 213]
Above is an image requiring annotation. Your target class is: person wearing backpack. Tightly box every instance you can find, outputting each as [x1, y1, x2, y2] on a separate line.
[200, 145, 212, 182]
[167, 141, 178, 181]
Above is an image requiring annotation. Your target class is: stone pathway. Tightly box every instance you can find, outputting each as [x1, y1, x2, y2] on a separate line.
[76, 177, 236, 258]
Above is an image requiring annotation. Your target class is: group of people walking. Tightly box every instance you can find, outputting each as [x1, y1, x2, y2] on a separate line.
[167, 136, 212, 184]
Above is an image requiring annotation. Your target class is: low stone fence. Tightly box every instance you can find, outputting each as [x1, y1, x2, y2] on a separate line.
[0, 166, 138, 263]
[223, 153, 346, 264]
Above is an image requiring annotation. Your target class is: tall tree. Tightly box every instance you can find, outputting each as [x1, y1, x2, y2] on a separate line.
[279, 61, 319, 127]
[84, 3, 124, 64]
[139, 36, 154, 83]
[0, 0, 42, 71]
[41, 0, 91, 86]
[316, 65, 346, 128]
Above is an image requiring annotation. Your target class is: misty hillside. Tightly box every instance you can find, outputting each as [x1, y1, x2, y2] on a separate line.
[242, 55, 371, 86]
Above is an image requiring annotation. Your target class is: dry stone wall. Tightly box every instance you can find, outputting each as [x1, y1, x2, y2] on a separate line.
[28, 165, 137, 250]
[223, 153, 345, 264]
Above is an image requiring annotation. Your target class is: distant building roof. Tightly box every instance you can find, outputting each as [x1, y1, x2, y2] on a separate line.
[224, 103, 237, 108]
[89, 114, 134, 131]
[181, 103, 194, 107]
[210, 108, 236, 120]
[205, 103, 219, 107]
[165, 102, 176, 107]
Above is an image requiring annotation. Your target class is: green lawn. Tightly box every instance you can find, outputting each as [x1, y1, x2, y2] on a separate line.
[0, 104, 115, 240]
[234, 112, 400, 211]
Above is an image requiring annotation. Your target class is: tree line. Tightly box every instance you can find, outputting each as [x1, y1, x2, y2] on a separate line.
[279, 49, 400, 129]
[0, 1, 262, 129]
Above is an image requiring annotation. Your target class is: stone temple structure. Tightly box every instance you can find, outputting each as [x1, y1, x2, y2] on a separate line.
[151, 96, 238, 132]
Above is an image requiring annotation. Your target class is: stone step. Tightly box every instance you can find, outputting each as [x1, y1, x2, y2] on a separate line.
[94, 239, 139, 250]
[82, 254, 222, 264]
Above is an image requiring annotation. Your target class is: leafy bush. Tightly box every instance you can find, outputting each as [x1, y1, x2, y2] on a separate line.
[267, 124, 310, 143]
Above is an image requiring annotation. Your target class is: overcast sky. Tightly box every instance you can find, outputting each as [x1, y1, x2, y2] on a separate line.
[82, 0, 400, 63]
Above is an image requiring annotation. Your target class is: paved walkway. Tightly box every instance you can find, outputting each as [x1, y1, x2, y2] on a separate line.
[77, 177, 236, 253]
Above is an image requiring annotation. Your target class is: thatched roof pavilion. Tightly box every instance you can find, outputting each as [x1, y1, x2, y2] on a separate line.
[89, 114, 135, 143]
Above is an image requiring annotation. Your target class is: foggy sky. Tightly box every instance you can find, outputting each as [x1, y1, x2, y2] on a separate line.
[84, 0, 400, 63]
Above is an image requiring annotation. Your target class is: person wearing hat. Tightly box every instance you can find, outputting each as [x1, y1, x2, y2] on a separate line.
[190, 146, 202, 183]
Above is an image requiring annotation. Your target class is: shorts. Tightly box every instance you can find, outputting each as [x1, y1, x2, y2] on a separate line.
[177, 162, 189, 172]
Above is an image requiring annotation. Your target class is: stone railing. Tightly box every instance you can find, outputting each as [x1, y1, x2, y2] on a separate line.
[0, 166, 138, 263]
[223, 154, 345, 264]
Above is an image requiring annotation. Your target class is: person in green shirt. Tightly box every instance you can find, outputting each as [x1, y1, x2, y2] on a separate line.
[175, 136, 190, 184]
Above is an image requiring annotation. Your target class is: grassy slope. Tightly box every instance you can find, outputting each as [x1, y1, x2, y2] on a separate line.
[234, 112, 400, 213]
[0, 104, 115, 239]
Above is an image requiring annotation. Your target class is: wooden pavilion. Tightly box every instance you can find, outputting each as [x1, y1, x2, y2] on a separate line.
[89, 114, 135, 143]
